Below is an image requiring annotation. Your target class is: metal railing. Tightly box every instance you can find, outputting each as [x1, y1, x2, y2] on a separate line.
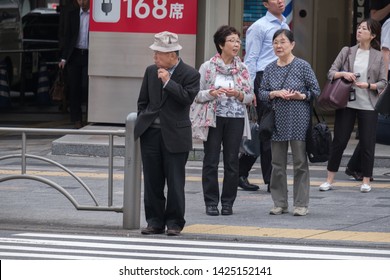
[0, 112, 141, 229]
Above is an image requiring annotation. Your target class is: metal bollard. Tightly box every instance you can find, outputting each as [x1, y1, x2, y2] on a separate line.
[123, 112, 142, 229]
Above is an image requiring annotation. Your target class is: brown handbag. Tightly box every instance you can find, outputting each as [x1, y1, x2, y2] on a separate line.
[317, 48, 352, 111]
[50, 69, 65, 101]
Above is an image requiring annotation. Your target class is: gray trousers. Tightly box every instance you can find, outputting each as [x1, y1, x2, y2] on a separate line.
[270, 140, 310, 208]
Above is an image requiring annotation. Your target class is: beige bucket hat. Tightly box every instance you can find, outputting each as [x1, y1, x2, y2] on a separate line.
[149, 31, 183, 52]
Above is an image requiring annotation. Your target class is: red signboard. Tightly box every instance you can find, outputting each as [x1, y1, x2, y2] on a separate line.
[90, 0, 197, 34]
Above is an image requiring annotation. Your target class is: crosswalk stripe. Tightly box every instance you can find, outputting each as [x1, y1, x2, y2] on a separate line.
[16, 233, 390, 255]
[0, 252, 111, 260]
[0, 245, 228, 260]
[0, 233, 388, 260]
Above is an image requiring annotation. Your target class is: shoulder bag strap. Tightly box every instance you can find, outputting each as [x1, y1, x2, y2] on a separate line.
[342, 47, 351, 72]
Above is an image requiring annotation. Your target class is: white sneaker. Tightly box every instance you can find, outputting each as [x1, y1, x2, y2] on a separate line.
[293, 207, 308, 216]
[319, 182, 333, 191]
[269, 207, 289, 215]
[360, 184, 372, 193]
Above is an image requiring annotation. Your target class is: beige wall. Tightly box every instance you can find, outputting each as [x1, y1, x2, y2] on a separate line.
[88, 33, 196, 124]
[196, 0, 244, 68]
[196, 0, 230, 68]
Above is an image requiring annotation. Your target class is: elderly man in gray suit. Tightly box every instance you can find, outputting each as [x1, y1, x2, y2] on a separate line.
[134, 31, 200, 236]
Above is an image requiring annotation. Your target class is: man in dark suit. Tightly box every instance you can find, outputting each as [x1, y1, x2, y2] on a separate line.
[58, 0, 89, 129]
[134, 31, 200, 236]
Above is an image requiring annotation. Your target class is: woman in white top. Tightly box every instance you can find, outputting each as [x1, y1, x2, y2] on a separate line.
[319, 18, 387, 193]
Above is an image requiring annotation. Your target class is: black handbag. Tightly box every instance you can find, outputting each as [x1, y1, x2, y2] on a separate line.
[306, 105, 332, 163]
[375, 85, 390, 116]
[259, 62, 293, 141]
[259, 102, 275, 141]
[240, 105, 261, 157]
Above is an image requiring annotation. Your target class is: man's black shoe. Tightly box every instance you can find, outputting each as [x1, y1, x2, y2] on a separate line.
[266, 183, 270, 193]
[345, 167, 363, 181]
[206, 205, 219, 216]
[221, 205, 233, 215]
[238, 176, 259, 191]
[345, 168, 374, 181]
[141, 226, 165, 235]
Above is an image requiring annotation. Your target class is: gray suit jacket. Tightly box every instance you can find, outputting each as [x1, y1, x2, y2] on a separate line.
[327, 45, 387, 107]
[134, 59, 200, 153]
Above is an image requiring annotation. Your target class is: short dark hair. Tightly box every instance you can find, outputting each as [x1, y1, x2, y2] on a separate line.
[272, 29, 295, 42]
[213, 25, 241, 55]
[359, 18, 381, 51]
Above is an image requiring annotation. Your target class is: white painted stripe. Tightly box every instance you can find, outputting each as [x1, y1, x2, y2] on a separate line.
[0, 245, 229, 260]
[1, 237, 388, 260]
[16, 233, 390, 256]
[0, 252, 111, 260]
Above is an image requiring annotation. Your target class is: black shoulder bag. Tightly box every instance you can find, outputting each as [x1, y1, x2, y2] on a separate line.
[259, 62, 293, 141]
[306, 102, 332, 163]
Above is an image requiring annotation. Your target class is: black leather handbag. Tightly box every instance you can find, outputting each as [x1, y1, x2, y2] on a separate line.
[240, 105, 261, 157]
[259, 103, 275, 141]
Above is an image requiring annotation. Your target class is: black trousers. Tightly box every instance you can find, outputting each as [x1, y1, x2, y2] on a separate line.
[67, 48, 88, 122]
[328, 107, 378, 178]
[238, 71, 272, 184]
[140, 127, 188, 230]
[347, 72, 390, 172]
[202, 117, 244, 207]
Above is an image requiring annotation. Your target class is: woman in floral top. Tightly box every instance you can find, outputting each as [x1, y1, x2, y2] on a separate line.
[195, 25, 253, 216]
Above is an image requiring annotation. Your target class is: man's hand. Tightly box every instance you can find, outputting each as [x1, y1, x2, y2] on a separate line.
[58, 60, 66, 69]
[158, 68, 170, 83]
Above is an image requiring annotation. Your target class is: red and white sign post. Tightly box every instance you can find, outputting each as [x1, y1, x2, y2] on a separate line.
[90, 0, 197, 34]
[88, 0, 198, 124]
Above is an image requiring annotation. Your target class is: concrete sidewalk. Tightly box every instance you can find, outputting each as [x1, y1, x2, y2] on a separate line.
[0, 107, 389, 248]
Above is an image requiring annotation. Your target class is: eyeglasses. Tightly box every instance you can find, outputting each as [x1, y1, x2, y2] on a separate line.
[225, 38, 242, 44]
[273, 40, 290, 46]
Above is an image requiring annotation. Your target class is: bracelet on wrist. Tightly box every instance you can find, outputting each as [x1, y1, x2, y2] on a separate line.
[367, 83, 370, 90]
